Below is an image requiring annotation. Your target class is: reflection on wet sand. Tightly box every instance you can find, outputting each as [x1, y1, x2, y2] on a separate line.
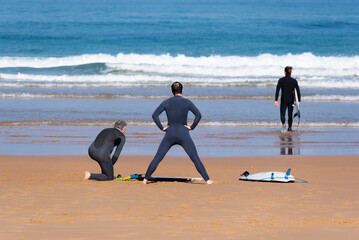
[1, 125, 358, 156]
[279, 133, 300, 155]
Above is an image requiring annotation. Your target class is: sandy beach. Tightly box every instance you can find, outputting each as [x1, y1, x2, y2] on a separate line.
[1, 154, 358, 239]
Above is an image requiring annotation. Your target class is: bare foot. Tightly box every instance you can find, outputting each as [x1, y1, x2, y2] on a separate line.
[143, 179, 148, 184]
[84, 171, 91, 180]
[206, 180, 213, 184]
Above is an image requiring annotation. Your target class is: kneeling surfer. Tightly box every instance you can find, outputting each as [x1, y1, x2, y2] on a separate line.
[84, 120, 126, 181]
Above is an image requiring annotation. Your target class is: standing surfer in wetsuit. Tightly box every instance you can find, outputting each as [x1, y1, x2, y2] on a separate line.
[275, 66, 301, 132]
[143, 82, 213, 184]
[84, 120, 127, 181]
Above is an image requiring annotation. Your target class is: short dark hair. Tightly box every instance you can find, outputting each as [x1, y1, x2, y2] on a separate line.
[171, 82, 183, 95]
[285, 66, 292, 76]
[114, 120, 127, 130]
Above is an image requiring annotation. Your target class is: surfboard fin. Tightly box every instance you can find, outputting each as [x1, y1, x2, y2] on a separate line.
[285, 168, 291, 179]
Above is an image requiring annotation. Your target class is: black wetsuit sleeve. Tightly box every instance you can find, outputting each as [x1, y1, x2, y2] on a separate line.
[275, 79, 281, 101]
[152, 103, 165, 130]
[295, 81, 301, 102]
[189, 102, 202, 130]
[111, 135, 126, 165]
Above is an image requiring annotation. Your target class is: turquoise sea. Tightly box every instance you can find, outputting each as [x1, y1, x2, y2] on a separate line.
[1, 0, 358, 156]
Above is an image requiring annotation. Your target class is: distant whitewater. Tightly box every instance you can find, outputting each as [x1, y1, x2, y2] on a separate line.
[1, 53, 358, 89]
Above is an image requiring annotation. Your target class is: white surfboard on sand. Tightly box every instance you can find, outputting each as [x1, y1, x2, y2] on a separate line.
[239, 168, 295, 183]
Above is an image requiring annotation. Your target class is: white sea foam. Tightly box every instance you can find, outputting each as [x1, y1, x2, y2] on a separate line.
[1, 52, 358, 75]
[107, 52, 359, 78]
[1, 53, 359, 88]
[2, 93, 359, 102]
[200, 121, 359, 128]
[304, 95, 359, 102]
[0, 73, 276, 88]
[0, 54, 115, 68]
[1, 120, 358, 128]
[1, 73, 359, 89]
[0, 93, 166, 99]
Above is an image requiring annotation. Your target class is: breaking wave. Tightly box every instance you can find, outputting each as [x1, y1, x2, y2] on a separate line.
[1, 52, 358, 88]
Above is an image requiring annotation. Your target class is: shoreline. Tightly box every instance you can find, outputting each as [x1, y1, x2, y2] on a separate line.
[1, 154, 358, 239]
[1, 125, 359, 157]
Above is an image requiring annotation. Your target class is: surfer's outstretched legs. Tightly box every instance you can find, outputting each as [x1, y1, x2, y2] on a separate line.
[144, 137, 172, 181]
[182, 137, 210, 182]
[143, 131, 212, 184]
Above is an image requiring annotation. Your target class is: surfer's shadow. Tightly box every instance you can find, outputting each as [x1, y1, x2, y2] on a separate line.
[143, 181, 205, 185]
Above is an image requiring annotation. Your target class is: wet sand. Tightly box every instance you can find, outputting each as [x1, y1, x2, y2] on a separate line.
[0, 154, 358, 239]
[2, 126, 359, 156]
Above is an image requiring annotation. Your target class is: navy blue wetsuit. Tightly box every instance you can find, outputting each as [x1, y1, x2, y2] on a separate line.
[88, 128, 126, 181]
[275, 76, 301, 128]
[144, 95, 210, 181]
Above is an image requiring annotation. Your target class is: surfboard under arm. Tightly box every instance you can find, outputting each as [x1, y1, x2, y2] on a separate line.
[294, 88, 300, 119]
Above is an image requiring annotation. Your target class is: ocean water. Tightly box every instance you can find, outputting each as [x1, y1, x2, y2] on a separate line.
[1, 0, 358, 155]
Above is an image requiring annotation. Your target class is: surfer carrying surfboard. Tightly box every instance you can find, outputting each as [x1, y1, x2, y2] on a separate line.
[143, 82, 213, 184]
[84, 120, 127, 181]
[275, 66, 301, 132]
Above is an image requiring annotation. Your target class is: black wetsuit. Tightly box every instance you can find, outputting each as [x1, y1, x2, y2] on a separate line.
[144, 95, 210, 181]
[275, 76, 301, 128]
[88, 128, 126, 181]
